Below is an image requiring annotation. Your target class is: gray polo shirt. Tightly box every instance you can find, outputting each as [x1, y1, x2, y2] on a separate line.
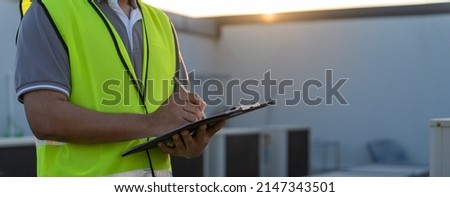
[15, 0, 188, 102]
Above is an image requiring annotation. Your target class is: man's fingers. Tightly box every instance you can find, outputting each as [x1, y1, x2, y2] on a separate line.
[159, 120, 226, 159]
[181, 103, 203, 121]
[186, 92, 202, 106]
[172, 134, 186, 152]
[171, 92, 204, 121]
[206, 119, 227, 137]
[194, 124, 209, 147]
[180, 130, 195, 149]
[176, 92, 205, 108]
[195, 120, 225, 147]
[158, 142, 180, 156]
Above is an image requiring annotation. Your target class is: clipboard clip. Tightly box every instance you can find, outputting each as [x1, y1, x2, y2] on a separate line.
[239, 103, 261, 110]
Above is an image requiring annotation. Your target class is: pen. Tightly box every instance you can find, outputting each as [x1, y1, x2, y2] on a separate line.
[173, 77, 207, 119]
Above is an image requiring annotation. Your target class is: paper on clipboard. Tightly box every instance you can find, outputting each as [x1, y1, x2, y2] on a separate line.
[121, 100, 275, 157]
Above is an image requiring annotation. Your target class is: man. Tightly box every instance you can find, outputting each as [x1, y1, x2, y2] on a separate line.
[15, 0, 225, 176]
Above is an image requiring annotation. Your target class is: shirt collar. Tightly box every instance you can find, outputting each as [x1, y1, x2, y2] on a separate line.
[97, 0, 138, 9]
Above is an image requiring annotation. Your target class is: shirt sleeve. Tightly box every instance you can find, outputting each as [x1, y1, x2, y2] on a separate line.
[15, 2, 71, 103]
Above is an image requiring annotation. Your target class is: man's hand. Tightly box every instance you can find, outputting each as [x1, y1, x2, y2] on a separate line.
[158, 120, 226, 158]
[146, 91, 206, 136]
[22, 90, 208, 144]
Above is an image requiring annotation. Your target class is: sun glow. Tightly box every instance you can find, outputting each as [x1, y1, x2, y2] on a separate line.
[143, 0, 450, 18]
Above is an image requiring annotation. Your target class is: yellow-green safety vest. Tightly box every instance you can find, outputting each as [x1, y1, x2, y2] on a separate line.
[25, 0, 176, 176]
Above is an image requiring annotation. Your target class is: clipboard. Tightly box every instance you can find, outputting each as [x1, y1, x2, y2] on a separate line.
[121, 100, 275, 157]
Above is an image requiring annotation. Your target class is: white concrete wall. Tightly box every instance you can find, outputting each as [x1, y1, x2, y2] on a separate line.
[0, 0, 30, 137]
[177, 32, 219, 74]
[216, 15, 450, 167]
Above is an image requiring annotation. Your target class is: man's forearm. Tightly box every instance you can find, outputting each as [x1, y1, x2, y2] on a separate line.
[23, 90, 158, 144]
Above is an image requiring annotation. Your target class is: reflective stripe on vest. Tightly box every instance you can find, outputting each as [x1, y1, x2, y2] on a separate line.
[108, 169, 172, 177]
[36, 0, 176, 176]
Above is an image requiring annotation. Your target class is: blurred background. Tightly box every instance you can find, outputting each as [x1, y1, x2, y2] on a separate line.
[1, 0, 450, 177]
